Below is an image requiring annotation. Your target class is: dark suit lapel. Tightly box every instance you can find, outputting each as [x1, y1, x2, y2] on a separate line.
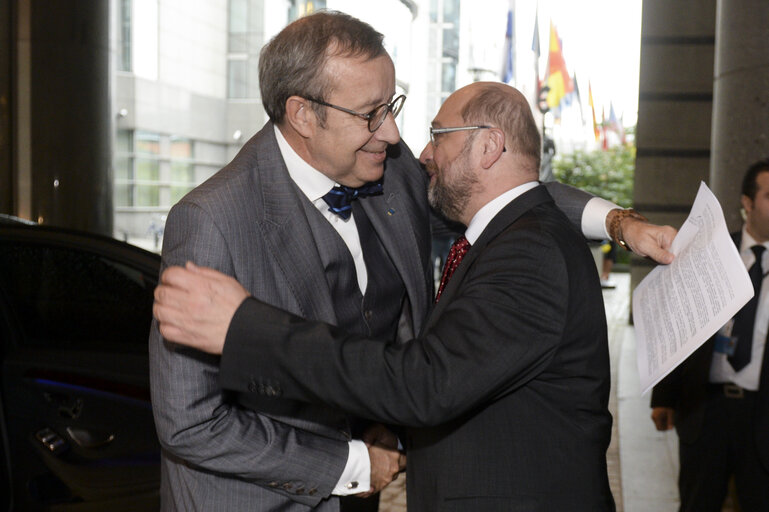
[251, 123, 337, 324]
[426, 185, 554, 326]
[361, 186, 428, 335]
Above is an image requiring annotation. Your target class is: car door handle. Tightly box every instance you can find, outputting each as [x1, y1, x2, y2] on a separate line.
[66, 426, 115, 449]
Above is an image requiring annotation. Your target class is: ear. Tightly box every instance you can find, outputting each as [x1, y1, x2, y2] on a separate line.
[479, 127, 506, 169]
[742, 194, 753, 216]
[284, 96, 315, 138]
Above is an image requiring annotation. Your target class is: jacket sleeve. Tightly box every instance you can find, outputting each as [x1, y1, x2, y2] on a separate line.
[220, 222, 571, 427]
[149, 200, 347, 507]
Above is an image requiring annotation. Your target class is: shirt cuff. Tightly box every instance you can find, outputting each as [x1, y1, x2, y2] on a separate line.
[582, 197, 619, 240]
[332, 440, 371, 496]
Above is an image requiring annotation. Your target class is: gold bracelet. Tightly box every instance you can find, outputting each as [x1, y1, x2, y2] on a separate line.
[609, 208, 648, 251]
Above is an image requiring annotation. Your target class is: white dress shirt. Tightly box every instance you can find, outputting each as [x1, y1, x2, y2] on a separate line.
[274, 125, 370, 495]
[709, 227, 769, 390]
[464, 181, 539, 244]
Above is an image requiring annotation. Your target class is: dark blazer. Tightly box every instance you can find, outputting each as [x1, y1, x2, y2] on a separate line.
[651, 230, 769, 470]
[149, 123, 433, 511]
[220, 185, 615, 511]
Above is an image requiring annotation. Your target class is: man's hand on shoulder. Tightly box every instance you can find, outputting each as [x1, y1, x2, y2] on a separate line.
[153, 262, 249, 354]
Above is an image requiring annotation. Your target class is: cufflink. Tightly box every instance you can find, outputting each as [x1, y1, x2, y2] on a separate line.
[345, 481, 359, 490]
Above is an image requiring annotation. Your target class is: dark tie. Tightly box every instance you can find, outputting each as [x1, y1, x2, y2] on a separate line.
[321, 181, 383, 220]
[435, 236, 471, 303]
[729, 244, 766, 372]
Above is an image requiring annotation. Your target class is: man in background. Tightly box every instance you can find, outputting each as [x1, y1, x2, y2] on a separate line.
[652, 158, 769, 511]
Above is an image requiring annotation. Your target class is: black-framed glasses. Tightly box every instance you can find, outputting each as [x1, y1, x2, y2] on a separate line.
[429, 125, 506, 151]
[306, 94, 406, 132]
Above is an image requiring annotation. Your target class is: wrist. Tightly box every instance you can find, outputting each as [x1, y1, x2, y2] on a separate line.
[607, 208, 648, 251]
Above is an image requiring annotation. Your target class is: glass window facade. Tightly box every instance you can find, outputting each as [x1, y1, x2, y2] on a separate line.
[114, 130, 198, 209]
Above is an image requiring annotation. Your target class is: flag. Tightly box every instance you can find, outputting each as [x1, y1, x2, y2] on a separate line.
[588, 81, 600, 141]
[502, 7, 514, 83]
[531, 8, 540, 60]
[545, 21, 573, 110]
[608, 102, 625, 143]
[601, 106, 608, 150]
[532, 6, 541, 106]
[572, 72, 585, 124]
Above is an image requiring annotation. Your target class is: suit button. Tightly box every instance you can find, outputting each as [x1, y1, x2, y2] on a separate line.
[308, 488, 318, 496]
[296, 487, 305, 495]
[248, 380, 258, 392]
[268, 481, 279, 488]
[282, 482, 293, 491]
[265, 385, 281, 397]
[364, 310, 373, 321]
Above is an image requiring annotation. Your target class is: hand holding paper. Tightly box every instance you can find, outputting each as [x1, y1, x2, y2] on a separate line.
[633, 182, 753, 395]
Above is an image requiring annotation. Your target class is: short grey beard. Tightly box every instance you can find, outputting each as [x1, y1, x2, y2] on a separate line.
[428, 164, 477, 222]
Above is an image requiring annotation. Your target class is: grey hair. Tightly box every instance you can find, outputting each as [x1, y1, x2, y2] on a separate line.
[259, 10, 387, 124]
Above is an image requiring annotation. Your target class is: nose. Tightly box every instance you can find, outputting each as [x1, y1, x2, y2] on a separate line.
[419, 141, 434, 165]
[374, 110, 401, 145]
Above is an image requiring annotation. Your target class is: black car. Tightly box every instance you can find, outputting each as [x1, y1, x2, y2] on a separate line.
[0, 220, 161, 511]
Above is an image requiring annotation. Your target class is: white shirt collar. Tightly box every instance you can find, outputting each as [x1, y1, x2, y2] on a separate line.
[740, 226, 769, 259]
[274, 124, 336, 201]
[464, 181, 540, 244]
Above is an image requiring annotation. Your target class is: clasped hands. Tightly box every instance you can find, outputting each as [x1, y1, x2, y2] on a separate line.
[357, 424, 407, 497]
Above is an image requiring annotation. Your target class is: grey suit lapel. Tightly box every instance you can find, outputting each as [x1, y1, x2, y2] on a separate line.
[251, 124, 338, 324]
[427, 185, 553, 326]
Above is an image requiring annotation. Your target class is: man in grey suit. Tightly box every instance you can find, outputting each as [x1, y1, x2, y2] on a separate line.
[149, 10, 675, 512]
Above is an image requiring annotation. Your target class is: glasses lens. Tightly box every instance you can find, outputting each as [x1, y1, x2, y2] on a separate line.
[368, 95, 406, 132]
[391, 95, 405, 119]
[369, 104, 389, 132]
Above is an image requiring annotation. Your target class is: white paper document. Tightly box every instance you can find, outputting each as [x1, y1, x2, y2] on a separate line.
[633, 182, 753, 395]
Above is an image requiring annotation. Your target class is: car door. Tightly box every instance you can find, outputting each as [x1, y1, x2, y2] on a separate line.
[0, 225, 161, 511]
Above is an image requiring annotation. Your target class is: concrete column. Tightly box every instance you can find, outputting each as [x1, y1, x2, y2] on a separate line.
[710, 0, 769, 231]
[21, 0, 112, 234]
[632, 0, 716, 295]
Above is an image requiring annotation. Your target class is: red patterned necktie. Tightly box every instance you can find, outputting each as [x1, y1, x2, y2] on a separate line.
[435, 236, 471, 303]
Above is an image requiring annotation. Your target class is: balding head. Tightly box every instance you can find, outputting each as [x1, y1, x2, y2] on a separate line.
[455, 82, 541, 177]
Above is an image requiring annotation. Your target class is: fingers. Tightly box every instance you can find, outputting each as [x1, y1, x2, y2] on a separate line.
[650, 407, 675, 431]
[643, 240, 675, 265]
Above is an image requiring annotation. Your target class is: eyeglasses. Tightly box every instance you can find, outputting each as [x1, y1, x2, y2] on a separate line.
[429, 125, 492, 145]
[306, 94, 406, 132]
[429, 125, 506, 152]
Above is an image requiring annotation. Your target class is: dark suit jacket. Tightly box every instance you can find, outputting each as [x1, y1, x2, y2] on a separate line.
[651, 230, 769, 470]
[149, 123, 433, 510]
[220, 185, 615, 511]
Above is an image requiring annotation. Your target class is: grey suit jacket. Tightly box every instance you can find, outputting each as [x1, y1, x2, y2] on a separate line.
[149, 122, 596, 511]
[149, 123, 432, 511]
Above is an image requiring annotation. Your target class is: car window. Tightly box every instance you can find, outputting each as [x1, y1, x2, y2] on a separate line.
[0, 240, 156, 353]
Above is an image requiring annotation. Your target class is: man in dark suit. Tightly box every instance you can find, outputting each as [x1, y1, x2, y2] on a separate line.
[651, 159, 769, 512]
[154, 82, 618, 511]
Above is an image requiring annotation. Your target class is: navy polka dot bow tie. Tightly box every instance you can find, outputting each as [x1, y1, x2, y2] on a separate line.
[321, 181, 383, 220]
